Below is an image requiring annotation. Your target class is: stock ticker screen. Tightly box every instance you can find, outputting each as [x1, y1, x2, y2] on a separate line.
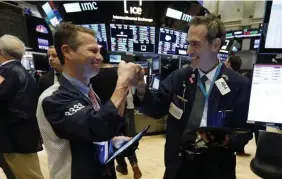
[158, 28, 188, 56]
[110, 24, 155, 53]
[80, 24, 108, 50]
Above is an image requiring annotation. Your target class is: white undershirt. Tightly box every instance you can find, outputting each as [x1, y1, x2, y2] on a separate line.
[198, 65, 220, 127]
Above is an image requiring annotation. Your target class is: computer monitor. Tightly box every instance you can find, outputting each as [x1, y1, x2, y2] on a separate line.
[79, 24, 108, 51]
[109, 55, 121, 63]
[218, 53, 228, 62]
[42, 2, 62, 28]
[136, 61, 149, 69]
[247, 64, 282, 126]
[253, 39, 260, 49]
[152, 57, 160, 71]
[158, 27, 188, 56]
[151, 75, 160, 90]
[259, 0, 282, 54]
[110, 24, 155, 53]
[33, 54, 50, 71]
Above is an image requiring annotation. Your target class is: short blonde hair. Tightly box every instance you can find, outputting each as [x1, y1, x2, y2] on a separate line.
[0, 34, 25, 59]
[189, 14, 226, 48]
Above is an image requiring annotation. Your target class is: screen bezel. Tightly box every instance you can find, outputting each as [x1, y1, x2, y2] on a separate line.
[247, 63, 282, 127]
[109, 23, 156, 53]
[157, 27, 188, 56]
[258, 0, 282, 54]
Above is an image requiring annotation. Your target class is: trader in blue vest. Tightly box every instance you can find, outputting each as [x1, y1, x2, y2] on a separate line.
[134, 14, 250, 179]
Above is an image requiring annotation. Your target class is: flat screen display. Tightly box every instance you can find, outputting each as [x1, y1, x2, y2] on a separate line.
[109, 55, 121, 63]
[36, 25, 48, 34]
[254, 39, 260, 49]
[265, 0, 282, 49]
[247, 64, 282, 125]
[42, 2, 62, 28]
[37, 38, 49, 50]
[80, 24, 108, 50]
[259, 0, 282, 54]
[218, 53, 228, 61]
[152, 75, 160, 90]
[152, 57, 160, 71]
[110, 24, 155, 53]
[158, 28, 188, 56]
[136, 61, 148, 69]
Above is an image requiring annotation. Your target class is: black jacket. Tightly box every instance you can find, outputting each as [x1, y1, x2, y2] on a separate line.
[0, 61, 42, 153]
[135, 65, 251, 179]
[38, 70, 55, 95]
[39, 75, 124, 179]
[90, 67, 118, 105]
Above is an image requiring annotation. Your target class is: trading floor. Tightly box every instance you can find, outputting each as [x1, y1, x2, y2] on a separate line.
[0, 135, 260, 179]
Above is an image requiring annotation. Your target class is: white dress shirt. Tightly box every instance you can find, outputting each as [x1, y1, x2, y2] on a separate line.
[198, 65, 220, 127]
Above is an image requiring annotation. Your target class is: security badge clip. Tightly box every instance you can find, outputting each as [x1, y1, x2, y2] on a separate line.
[177, 95, 188, 102]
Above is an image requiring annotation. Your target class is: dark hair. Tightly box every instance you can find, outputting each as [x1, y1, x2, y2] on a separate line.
[228, 56, 242, 72]
[53, 22, 95, 65]
[189, 14, 226, 48]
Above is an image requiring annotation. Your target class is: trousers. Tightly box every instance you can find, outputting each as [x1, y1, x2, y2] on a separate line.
[3, 153, 44, 179]
[0, 153, 15, 179]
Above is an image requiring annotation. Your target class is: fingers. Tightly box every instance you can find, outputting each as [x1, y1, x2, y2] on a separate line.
[0, 75, 5, 84]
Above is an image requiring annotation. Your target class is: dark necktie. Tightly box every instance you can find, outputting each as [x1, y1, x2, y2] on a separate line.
[200, 75, 208, 92]
[185, 76, 207, 131]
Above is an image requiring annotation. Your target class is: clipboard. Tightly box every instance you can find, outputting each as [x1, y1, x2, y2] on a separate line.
[105, 125, 150, 165]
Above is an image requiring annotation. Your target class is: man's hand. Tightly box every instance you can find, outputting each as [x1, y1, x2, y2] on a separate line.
[199, 132, 230, 147]
[112, 136, 131, 149]
[117, 61, 142, 82]
[0, 75, 5, 84]
[131, 67, 146, 94]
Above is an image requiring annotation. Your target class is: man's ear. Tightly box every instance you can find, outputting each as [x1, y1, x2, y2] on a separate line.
[212, 38, 222, 52]
[61, 45, 72, 60]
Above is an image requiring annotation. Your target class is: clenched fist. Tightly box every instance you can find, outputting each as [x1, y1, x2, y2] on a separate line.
[118, 61, 142, 82]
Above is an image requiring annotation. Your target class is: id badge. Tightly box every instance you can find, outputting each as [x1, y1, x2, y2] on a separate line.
[215, 78, 231, 96]
[169, 102, 183, 120]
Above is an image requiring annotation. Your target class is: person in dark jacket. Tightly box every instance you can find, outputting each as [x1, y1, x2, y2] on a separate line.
[226, 56, 253, 156]
[36, 22, 142, 179]
[38, 45, 62, 95]
[133, 14, 251, 179]
[0, 67, 17, 179]
[0, 34, 44, 179]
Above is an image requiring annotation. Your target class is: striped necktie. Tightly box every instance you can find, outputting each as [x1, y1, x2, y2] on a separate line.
[88, 85, 100, 111]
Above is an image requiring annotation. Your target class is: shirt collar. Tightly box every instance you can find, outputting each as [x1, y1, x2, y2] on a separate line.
[62, 73, 89, 96]
[0, 60, 18, 66]
[198, 63, 220, 82]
